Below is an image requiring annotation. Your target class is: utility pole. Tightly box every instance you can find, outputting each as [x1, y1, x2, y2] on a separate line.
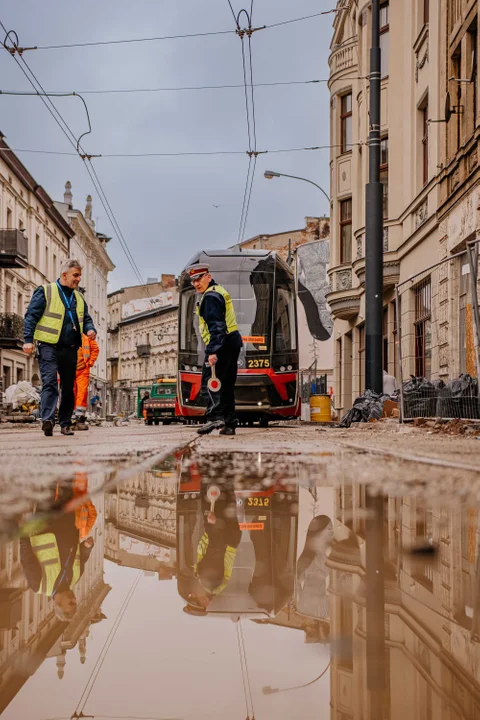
[365, 0, 383, 393]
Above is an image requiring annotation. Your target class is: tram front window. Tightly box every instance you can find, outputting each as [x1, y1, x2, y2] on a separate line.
[275, 285, 296, 352]
[180, 270, 273, 354]
[180, 290, 201, 354]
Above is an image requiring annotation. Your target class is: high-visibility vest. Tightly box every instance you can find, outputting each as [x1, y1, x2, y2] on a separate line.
[196, 284, 238, 346]
[30, 532, 81, 596]
[33, 283, 85, 344]
[195, 531, 237, 596]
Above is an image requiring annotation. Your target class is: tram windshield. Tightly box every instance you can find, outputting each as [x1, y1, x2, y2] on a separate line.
[180, 264, 275, 354]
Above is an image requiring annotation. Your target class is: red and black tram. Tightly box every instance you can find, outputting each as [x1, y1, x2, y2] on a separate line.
[176, 249, 300, 425]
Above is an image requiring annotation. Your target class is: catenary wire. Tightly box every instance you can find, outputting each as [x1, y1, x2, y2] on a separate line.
[0, 20, 152, 295]
[1, 8, 347, 52]
[73, 571, 142, 717]
[0, 143, 358, 157]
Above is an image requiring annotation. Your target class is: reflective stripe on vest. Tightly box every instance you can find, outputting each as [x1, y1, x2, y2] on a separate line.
[195, 284, 238, 346]
[34, 283, 85, 344]
[30, 532, 81, 596]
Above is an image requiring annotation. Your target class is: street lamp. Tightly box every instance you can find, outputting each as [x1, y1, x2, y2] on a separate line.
[264, 170, 330, 205]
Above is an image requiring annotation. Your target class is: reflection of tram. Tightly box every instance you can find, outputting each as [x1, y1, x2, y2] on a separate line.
[176, 462, 298, 618]
[176, 249, 300, 425]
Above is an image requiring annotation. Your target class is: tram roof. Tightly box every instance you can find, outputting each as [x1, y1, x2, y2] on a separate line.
[182, 248, 292, 273]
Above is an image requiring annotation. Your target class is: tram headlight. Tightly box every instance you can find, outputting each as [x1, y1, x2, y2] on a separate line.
[280, 366, 286, 372]
[192, 366, 198, 372]
[257, 401, 263, 406]
[185, 365, 191, 371]
[287, 365, 293, 371]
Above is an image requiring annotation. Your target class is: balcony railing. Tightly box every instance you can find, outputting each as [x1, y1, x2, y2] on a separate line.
[137, 343, 151, 357]
[0, 313, 24, 349]
[0, 230, 28, 269]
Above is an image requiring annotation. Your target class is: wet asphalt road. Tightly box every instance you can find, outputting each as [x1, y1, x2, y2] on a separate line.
[1, 421, 480, 719]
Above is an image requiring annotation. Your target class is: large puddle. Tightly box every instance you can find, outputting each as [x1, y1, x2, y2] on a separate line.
[0, 449, 479, 718]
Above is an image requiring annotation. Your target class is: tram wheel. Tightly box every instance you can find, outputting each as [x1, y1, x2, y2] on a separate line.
[259, 416, 269, 428]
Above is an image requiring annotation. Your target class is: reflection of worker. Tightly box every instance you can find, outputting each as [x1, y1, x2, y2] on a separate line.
[187, 264, 243, 436]
[20, 479, 96, 620]
[183, 485, 241, 615]
[74, 334, 99, 430]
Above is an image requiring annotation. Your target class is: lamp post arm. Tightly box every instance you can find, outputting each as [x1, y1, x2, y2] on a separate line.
[275, 173, 330, 204]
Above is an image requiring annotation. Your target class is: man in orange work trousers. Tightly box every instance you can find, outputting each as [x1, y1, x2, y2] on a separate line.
[73, 333, 99, 430]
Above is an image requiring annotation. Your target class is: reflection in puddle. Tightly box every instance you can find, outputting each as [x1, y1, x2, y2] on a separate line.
[0, 451, 480, 718]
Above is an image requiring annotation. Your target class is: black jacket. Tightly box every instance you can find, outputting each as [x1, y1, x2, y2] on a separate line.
[24, 281, 96, 347]
[200, 279, 241, 355]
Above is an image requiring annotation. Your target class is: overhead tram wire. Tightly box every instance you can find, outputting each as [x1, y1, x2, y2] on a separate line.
[1, 7, 349, 53]
[230, 2, 259, 244]
[0, 22, 152, 297]
[1, 143, 360, 158]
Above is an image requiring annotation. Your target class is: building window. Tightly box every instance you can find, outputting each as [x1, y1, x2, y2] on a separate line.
[423, 0, 429, 24]
[340, 93, 353, 153]
[340, 198, 353, 263]
[17, 293, 23, 314]
[380, 137, 389, 218]
[35, 234, 41, 269]
[459, 255, 469, 374]
[380, 2, 390, 77]
[383, 307, 389, 373]
[45, 246, 49, 278]
[5, 285, 12, 313]
[422, 104, 429, 185]
[414, 279, 432, 379]
[6, 207, 12, 229]
[358, 324, 365, 394]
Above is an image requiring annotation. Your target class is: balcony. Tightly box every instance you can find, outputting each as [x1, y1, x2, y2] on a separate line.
[0, 230, 28, 269]
[0, 313, 24, 349]
[326, 267, 361, 320]
[137, 343, 151, 357]
[353, 258, 400, 290]
[329, 40, 356, 76]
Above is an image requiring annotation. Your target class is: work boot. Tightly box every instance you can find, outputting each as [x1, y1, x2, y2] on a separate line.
[75, 422, 89, 431]
[197, 420, 224, 435]
[219, 427, 236, 436]
[61, 426, 75, 436]
[42, 420, 53, 437]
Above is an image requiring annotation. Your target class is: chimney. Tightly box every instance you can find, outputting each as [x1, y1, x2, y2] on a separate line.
[161, 274, 175, 288]
[85, 195, 95, 228]
[64, 180, 73, 207]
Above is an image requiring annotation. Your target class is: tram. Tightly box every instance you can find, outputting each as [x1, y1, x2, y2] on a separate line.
[176, 249, 300, 425]
[176, 456, 298, 618]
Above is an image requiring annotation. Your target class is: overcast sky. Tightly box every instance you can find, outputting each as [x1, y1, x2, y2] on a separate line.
[0, 1, 332, 289]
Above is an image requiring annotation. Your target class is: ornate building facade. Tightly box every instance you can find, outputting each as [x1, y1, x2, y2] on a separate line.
[107, 278, 178, 414]
[326, 0, 480, 412]
[0, 134, 73, 393]
[55, 183, 115, 403]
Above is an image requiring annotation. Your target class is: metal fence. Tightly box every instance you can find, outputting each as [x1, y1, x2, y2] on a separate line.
[395, 239, 480, 421]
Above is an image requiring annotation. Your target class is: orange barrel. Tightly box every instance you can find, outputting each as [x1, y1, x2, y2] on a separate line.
[309, 394, 331, 423]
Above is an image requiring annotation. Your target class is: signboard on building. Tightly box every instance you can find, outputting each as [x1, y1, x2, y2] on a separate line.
[121, 290, 174, 319]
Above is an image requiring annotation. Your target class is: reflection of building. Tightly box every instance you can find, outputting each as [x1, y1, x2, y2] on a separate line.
[105, 466, 177, 578]
[107, 277, 177, 414]
[328, 483, 480, 719]
[0, 485, 109, 711]
[55, 183, 115, 405]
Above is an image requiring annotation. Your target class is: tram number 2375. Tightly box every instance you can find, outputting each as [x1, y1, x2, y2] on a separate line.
[247, 497, 270, 507]
[247, 358, 270, 368]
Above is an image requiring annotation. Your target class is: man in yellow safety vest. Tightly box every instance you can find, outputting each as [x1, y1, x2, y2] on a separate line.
[20, 480, 96, 621]
[187, 264, 243, 436]
[23, 260, 97, 437]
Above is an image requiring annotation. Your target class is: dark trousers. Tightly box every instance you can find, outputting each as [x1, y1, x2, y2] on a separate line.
[201, 333, 242, 427]
[38, 343, 78, 427]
